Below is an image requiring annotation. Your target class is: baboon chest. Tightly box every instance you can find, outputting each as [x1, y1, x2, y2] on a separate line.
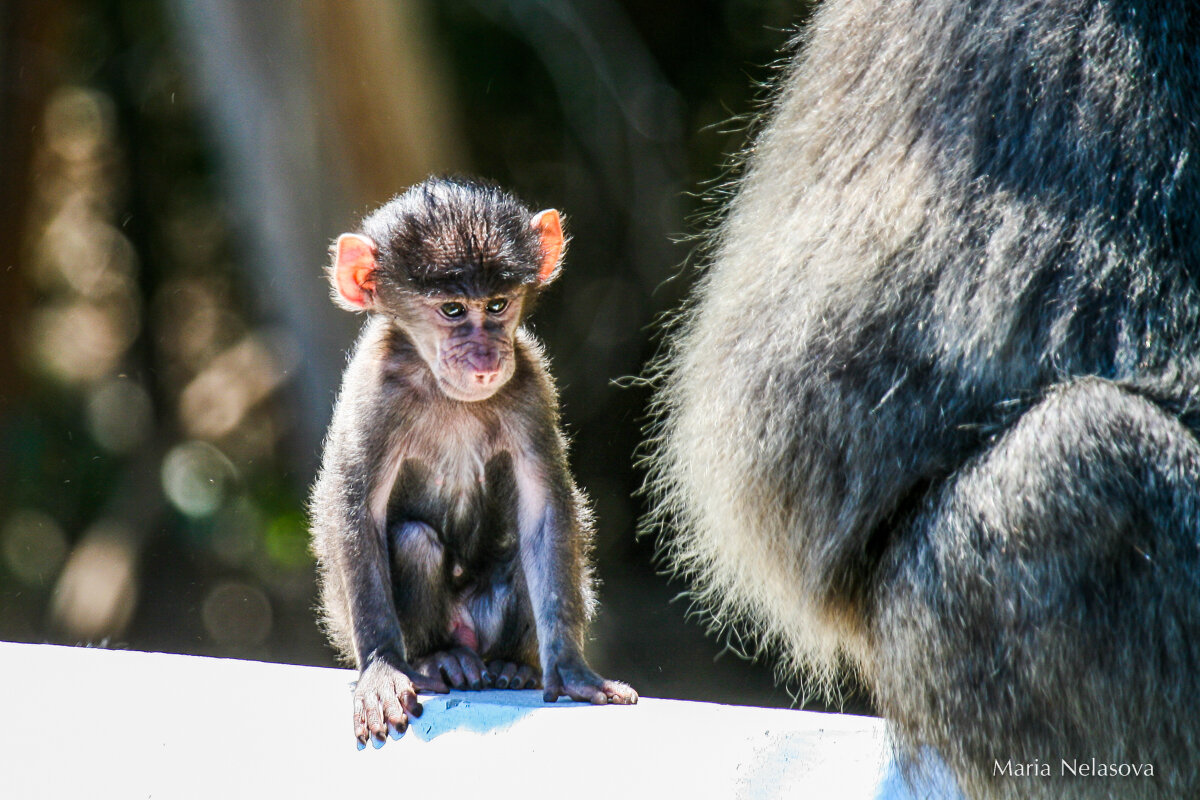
[385, 451, 520, 587]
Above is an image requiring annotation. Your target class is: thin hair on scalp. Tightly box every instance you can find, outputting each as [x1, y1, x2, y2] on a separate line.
[357, 177, 562, 299]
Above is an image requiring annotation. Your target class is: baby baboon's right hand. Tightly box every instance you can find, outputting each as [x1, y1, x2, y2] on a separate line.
[353, 654, 448, 749]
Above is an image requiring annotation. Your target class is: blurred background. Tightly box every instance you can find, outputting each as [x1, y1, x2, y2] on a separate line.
[0, 0, 835, 710]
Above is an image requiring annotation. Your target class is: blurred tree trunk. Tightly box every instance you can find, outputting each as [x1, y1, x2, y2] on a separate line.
[0, 0, 68, 411]
[306, 0, 466, 209]
[167, 0, 464, 474]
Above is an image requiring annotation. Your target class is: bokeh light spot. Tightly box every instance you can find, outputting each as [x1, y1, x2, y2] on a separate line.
[32, 298, 140, 385]
[161, 441, 237, 517]
[43, 86, 114, 163]
[265, 512, 311, 569]
[50, 521, 138, 640]
[86, 378, 153, 453]
[201, 581, 273, 647]
[1, 509, 69, 587]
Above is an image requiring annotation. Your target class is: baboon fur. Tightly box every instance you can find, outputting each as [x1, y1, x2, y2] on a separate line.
[645, 0, 1200, 797]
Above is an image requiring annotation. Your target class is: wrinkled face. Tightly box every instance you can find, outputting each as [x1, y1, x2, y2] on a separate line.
[330, 186, 566, 404]
[404, 291, 526, 402]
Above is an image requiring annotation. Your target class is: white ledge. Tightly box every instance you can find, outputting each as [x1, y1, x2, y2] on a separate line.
[0, 642, 958, 799]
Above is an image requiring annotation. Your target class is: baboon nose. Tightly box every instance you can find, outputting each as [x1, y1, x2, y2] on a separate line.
[467, 349, 502, 381]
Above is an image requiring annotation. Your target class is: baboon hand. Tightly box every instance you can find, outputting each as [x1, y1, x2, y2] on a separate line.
[353, 656, 448, 749]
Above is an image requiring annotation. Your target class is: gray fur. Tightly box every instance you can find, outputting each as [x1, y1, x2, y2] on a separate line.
[645, 1, 1200, 797]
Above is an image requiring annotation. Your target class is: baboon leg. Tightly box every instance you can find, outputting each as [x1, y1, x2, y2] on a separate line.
[874, 378, 1200, 800]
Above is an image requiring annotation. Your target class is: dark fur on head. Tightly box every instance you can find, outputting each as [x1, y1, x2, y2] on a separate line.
[357, 177, 560, 300]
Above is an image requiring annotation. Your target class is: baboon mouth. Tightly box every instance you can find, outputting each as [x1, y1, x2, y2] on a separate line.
[437, 374, 506, 402]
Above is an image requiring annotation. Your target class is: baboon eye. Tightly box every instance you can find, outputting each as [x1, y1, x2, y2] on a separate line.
[486, 298, 509, 314]
[440, 302, 466, 319]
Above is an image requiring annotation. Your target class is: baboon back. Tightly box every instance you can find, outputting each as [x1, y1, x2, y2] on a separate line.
[647, 1, 1200, 797]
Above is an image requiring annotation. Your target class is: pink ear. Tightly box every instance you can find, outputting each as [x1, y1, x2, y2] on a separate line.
[531, 209, 564, 283]
[333, 234, 378, 309]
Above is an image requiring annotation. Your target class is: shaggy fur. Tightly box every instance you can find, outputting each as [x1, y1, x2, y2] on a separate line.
[645, 1, 1200, 797]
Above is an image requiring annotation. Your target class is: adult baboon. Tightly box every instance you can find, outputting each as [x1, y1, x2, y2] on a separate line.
[646, 0, 1200, 797]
